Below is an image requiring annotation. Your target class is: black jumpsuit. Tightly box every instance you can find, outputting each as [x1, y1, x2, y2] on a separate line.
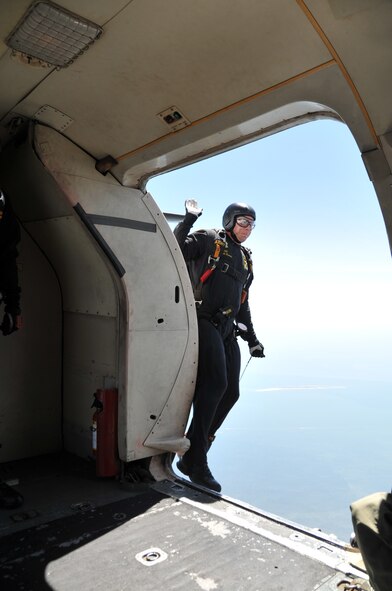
[174, 212, 258, 467]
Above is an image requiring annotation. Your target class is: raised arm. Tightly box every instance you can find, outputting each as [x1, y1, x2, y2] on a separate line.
[173, 199, 205, 260]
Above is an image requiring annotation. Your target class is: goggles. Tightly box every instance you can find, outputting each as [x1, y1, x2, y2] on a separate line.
[236, 216, 255, 229]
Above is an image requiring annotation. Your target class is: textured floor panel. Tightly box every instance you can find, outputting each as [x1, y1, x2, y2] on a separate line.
[0, 455, 360, 591]
[0, 491, 339, 590]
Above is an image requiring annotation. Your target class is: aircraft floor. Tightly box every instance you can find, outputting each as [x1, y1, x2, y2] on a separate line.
[0, 453, 365, 590]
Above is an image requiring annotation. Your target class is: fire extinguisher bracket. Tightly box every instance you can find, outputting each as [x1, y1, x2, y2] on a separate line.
[91, 394, 104, 413]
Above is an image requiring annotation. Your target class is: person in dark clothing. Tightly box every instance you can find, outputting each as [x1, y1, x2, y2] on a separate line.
[0, 188, 22, 336]
[349, 491, 392, 591]
[174, 199, 264, 491]
[0, 188, 24, 510]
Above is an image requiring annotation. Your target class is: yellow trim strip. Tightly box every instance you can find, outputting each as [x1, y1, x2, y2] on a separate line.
[296, 0, 379, 146]
[115, 60, 335, 163]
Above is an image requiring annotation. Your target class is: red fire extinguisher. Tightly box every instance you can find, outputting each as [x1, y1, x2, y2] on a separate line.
[91, 388, 119, 477]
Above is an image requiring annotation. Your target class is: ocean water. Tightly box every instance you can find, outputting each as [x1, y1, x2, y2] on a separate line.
[205, 378, 392, 542]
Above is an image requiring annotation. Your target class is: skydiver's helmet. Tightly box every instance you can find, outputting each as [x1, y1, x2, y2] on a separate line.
[222, 202, 256, 231]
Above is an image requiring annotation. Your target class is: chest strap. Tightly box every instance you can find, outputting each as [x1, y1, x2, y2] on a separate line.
[215, 259, 248, 283]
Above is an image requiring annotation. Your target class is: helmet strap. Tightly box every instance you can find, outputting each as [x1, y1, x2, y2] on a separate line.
[227, 230, 241, 244]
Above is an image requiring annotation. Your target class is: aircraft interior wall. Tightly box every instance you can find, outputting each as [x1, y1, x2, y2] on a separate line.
[0, 122, 198, 468]
[0, 125, 121, 464]
[366, 131, 392, 254]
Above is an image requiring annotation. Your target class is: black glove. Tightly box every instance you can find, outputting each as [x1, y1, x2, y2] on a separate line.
[249, 341, 265, 358]
[1, 311, 18, 336]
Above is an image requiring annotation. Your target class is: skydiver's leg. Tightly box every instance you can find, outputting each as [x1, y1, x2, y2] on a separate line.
[178, 319, 227, 491]
[184, 318, 227, 466]
[208, 336, 241, 438]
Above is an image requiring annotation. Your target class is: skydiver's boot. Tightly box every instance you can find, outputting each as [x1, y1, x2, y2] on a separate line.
[176, 456, 192, 477]
[187, 463, 221, 493]
[177, 455, 221, 493]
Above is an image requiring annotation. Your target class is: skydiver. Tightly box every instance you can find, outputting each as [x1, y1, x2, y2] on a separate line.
[173, 200, 265, 492]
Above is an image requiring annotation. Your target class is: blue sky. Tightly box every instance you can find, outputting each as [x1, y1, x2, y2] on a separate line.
[148, 119, 392, 386]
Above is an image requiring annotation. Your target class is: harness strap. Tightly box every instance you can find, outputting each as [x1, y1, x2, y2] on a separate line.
[200, 237, 226, 283]
[194, 232, 253, 304]
[240, 246, 253, 302]
[215, 259, 248, 283]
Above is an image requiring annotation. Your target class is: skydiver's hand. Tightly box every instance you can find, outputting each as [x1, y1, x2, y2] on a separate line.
[185, 199, 203, 218]
[1, 311, 22, 336]
[249, 341, 265, 358]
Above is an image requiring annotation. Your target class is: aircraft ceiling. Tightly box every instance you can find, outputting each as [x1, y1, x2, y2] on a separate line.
[0, 0, 391, 188]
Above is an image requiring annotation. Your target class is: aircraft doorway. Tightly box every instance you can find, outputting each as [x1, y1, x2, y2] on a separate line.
[147, 119, 392, 541]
